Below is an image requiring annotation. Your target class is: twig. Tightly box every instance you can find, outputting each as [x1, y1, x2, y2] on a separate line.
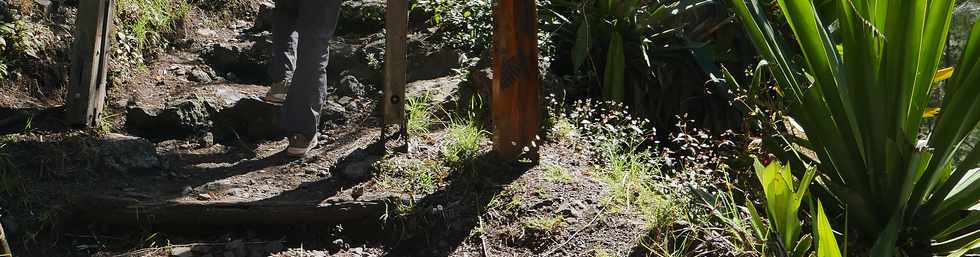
[540, 207, 606, 256]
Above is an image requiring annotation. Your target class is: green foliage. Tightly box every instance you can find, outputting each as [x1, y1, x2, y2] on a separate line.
[813, 201, 843, 257]
[564, 0, 712, 102]
[524, 215, 566, 233]
[752, 159, 815, 254]
[442, 118, 486, 165]
[407, 93, 435, 136]
[746, 160, 846, 257]
[729, 0, 980, 253]
[0, 7, 41, 81]
[412, 0, 493, 53]
[115, 0, 189, 66]
[544, 163, 572, 183]
[375, 158, 448, 195]
[746, 160, 818, 256]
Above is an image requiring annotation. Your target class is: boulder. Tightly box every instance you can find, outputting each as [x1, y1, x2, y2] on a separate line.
[408, 47, 463, 82]
[126, 99, 215, 141]
[212, 98, 283, 144]
[202, 43, 271, 84]
[97, 133, 163, 174]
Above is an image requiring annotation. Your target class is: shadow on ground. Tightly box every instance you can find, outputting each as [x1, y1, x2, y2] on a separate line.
[379, 153, 534, 256]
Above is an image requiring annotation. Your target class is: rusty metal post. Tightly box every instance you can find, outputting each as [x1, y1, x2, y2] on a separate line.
[492, 0, 541, 160]
[383, 0, 409, 152]
[67, 0, 115, 127]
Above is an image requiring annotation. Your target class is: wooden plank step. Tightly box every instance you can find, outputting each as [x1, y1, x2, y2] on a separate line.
[74, 194, 408, 226]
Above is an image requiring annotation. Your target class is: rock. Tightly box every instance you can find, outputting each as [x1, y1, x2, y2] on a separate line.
[331, 238, 346, 248]
[407, 76, 465, 108]
[341, 155, 380, 180]
[265, 241, 284, 253]
[213, 87, 249, 108]
[126, 99, 215, 141]
[197, 28, 218, 37]
[408, 47, 463, 82]
[212, 98, 283, 144]
[170, 246, 193, 257]
[250, 1, 275, 32]
[338, 96, 353, 105]
[97, 133, 163, 173]
[197, 193, 212, 200]
[202, 43, 270, 84]
[334, 73, 367, 97]
[947, 1, 980, 66]
[327, 40, 383, 86]
[190, 69, 213, 83]
[337, 1, 386, 35]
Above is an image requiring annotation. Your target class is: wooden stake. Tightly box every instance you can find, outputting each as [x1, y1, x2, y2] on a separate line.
[67, 0, 115, 127]
[492, 0, 541, 160]
[383, 0, 409, 151]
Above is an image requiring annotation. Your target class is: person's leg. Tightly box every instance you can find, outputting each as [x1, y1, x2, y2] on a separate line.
[264, 0, 299, 103]
[280, 0, 340, 156]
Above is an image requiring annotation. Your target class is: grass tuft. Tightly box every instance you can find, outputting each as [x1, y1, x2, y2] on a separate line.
[407, 93, 434, 136]
[523, 215, 565, 233]
[544, 163, 572, 183]
[441, 118, 486, 165]
[374, 158, 448, 195]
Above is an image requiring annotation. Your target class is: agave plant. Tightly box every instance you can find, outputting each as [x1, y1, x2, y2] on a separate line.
[728, 0, 980, 255]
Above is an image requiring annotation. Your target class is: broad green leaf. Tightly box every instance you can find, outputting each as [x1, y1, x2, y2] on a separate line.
[946, 237, 980, 257]
[573, 21, 591, 72]
[602, 30, 625, 102]
[815, 201, 843, 257]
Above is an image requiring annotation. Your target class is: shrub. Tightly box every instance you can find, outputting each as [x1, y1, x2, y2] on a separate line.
[729, 0, 980, 254]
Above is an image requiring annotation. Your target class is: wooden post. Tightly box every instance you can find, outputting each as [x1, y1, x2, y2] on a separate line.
[492, 0, 541, 160]
[383, 0, 409, 151]
[67, 0, 115, 127]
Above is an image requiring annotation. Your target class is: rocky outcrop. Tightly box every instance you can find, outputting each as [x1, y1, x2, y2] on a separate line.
[946, 1, 980, 66]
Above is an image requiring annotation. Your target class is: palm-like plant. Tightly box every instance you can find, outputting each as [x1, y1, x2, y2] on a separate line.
[728, 0, 980, 255]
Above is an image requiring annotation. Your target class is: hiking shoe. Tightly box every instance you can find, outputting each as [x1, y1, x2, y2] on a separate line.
[286, 133, 319, 158]
[263, 80, 289, 105]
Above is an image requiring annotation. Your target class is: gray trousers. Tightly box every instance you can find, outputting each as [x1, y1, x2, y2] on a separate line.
[269, 0, 341, 137]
